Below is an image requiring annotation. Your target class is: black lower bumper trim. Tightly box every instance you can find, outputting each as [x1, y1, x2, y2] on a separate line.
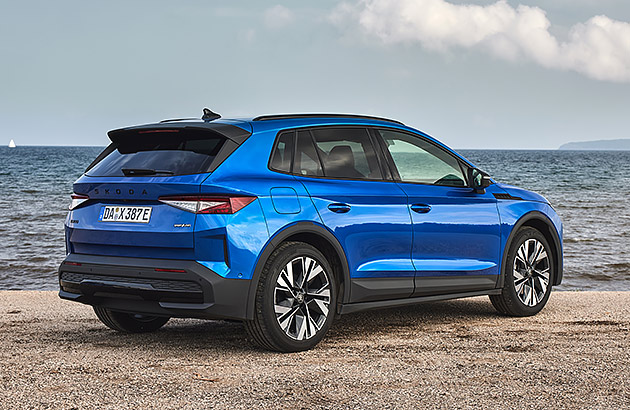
[58, 254, 251, 320]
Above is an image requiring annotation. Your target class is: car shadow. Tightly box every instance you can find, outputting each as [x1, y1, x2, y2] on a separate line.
[329, 298, 498, 336]
[52, 297, 499, 353]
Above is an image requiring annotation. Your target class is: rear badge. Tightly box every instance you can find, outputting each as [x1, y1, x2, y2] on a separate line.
[173, 223, 191, 228]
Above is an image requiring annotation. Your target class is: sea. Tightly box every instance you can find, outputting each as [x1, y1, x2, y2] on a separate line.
[0, 146, 628, 291]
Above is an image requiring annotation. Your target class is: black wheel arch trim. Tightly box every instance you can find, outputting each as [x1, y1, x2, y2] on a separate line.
[497, 211, 563, 289]
[245, 221, 351, 320]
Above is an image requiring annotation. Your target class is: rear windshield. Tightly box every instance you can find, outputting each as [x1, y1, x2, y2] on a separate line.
[86, 129, 226, 177]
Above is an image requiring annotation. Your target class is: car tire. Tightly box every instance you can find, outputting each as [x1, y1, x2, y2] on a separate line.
[93, 306, 170, 333]
[245, 241, 337, 352]
[490, 227, 554, 317]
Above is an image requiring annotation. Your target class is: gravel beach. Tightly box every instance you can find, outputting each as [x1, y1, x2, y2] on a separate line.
[1, 291, 628, 409]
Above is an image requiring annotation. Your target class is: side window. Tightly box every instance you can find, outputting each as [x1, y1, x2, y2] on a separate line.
[295, 130, 323, 176]
[270, 131, 294, 173]
[376, 129, 466, 187]
[310, 128, 382, 180]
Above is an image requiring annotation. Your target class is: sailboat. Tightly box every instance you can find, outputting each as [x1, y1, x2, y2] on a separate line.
[8, 139, 16, 148]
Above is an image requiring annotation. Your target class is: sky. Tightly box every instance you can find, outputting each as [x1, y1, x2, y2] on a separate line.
[1, 0, 629, 149]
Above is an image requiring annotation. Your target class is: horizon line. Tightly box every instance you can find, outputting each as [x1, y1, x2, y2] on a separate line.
[5, 144, 630, 151]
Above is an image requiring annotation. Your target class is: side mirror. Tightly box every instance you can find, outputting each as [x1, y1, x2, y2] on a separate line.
[468, 168, 492, 193]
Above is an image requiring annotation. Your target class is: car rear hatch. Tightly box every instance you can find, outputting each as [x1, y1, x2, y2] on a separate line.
[66, 122, 251, 260]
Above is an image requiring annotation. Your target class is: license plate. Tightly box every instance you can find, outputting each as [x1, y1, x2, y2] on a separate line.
[99, 206, 152, 223]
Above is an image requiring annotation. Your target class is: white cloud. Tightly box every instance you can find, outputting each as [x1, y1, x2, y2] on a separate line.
[264, 5, 294, 29]
[332, 0, 630, 82]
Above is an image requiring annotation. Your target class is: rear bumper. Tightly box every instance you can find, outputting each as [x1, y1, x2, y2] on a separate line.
[58, 254, 250, 320]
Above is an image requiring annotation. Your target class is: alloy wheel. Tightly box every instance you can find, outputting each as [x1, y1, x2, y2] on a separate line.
[274, 256, 331, 340]
[513, 238, 550, 307]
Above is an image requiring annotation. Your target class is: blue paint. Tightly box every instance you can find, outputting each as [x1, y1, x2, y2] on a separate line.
[64, 115, 563, 300]
[270, 187, 301, 214]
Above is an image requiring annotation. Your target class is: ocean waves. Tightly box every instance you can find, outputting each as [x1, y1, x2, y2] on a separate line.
[0, 146, 628, 290]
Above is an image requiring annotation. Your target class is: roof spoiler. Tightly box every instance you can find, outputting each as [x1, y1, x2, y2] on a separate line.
[107, 122, 251, 145]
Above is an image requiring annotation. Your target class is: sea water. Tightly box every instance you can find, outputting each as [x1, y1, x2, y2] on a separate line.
[0, 146, 628, 290]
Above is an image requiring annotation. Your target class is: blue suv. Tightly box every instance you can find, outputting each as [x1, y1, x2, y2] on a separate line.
[59, 110, 563, 352]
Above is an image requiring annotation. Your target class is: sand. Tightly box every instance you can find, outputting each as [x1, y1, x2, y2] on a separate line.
[0, 290, 628, 409]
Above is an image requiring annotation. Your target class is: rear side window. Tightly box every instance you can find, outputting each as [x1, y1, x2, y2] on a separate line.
[295, 130, 323, 176]
[87, 129, 226, 177]
[311, 128, 382, 180]
[269, 131, 294, 173]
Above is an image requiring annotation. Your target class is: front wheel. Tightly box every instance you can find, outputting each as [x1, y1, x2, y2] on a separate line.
[93, 306, 170, 333]
[490, 227, 554, 316]
[245, 241, 337, 352]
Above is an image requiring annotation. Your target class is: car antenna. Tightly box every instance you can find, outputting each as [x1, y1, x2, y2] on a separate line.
[202, 108, 221, 122]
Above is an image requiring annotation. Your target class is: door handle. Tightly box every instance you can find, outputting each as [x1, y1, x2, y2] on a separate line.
[410, 203, 432, 214]
[328, 203, 351, 213]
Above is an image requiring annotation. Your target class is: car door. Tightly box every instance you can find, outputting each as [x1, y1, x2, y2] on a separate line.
[373, 128, 501, 296]
[292, 127, 414, 303]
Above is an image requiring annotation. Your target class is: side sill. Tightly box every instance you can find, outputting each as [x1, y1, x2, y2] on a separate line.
[338, 289, 502, 315]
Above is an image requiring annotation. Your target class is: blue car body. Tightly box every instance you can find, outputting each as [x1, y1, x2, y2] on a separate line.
[59, 114, 563, 320]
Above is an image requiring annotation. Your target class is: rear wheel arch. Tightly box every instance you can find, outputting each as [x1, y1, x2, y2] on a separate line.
[245, 222, 350, 320]
[498, 211, 563, 288]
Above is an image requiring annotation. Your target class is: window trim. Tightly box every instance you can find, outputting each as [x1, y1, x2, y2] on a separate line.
[372, 126, 472, 188]
[366, 128, 394, 181]
[306, 129, 326, 176]
[267, 125, 392, 183]
[296, 129, 324, 177]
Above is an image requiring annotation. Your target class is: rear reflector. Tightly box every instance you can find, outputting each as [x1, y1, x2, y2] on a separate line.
[64, 262, 82, 266]
[154, 268, 186, 273]
[69, 194, 89, 210]
[158, 195, 256, 214]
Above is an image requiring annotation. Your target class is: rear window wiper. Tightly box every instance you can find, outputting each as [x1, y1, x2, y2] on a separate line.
[121, 168, 175, 176]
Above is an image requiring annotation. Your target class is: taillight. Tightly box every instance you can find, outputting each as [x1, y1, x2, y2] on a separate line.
[158, 195, 256, 214]
[69, 194, 89, 210]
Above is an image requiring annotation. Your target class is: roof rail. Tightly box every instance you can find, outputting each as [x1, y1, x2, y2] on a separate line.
[252, 113, 404, 126]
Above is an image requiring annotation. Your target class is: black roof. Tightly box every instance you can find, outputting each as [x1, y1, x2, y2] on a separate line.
[251, 113, 404, 126]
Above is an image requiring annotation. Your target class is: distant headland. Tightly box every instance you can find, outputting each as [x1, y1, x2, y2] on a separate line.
[559, 139, 630, 151]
